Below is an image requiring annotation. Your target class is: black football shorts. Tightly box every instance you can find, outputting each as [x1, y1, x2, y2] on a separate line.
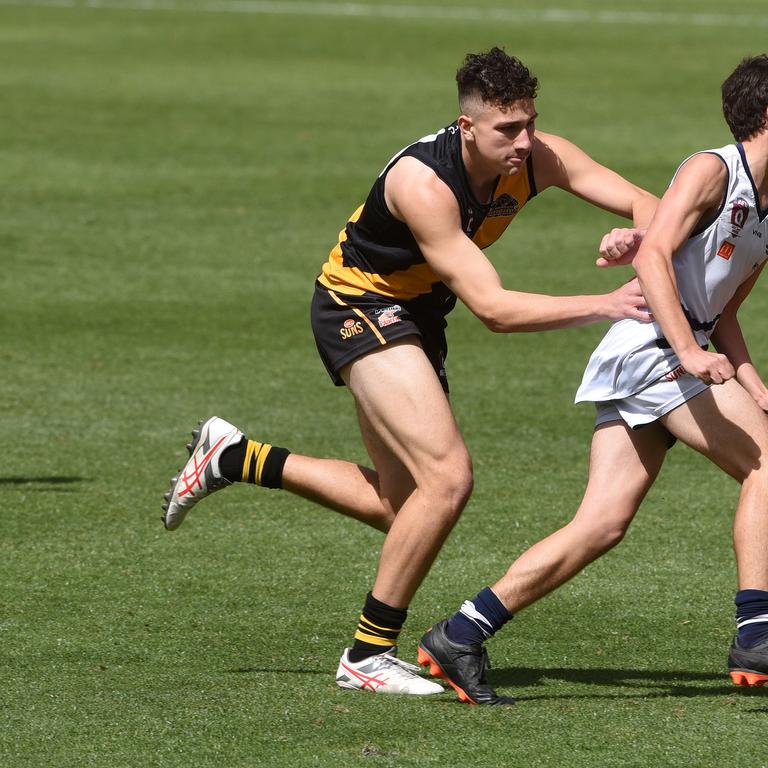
[311, 281, 449, 392]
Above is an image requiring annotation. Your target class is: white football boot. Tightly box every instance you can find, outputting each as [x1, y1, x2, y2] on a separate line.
[336, 648, 445, 695]
[162, 416, 243, 531]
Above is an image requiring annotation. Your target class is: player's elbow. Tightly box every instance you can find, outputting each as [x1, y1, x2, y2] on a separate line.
[472, 302, 507, 333]
[631, 243, 666, 275]
[482, 315, 507, 333]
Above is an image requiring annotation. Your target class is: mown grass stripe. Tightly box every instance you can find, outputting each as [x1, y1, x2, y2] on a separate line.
[1, 0, 767, 29]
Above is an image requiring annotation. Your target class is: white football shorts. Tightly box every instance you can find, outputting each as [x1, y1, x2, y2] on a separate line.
[593, 368, 709, 429]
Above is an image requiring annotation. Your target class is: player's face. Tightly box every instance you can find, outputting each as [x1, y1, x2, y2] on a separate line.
[463, 99, 537, 176]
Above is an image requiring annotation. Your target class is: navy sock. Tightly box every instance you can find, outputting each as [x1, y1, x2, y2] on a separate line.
[736, 589, 768, 648]
[445, 587, 512, 646]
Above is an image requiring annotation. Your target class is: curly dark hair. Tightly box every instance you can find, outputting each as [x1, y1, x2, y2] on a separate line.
[722, 55, 768, 142]
[456, 47, 539, 112]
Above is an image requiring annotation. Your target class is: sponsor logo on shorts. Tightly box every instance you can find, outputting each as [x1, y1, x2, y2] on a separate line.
[664, 364, 687, 382]
[730, 199, 749, 236]
[340, 318, 364, 339]
[486, 193, 519, 218]
[375, 305, 403, 328]
[717, 240, 736, 260]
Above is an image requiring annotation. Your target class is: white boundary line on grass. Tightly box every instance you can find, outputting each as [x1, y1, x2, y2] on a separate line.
[1, 0, 768, 29]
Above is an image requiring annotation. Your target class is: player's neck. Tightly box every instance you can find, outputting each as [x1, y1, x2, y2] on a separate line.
[460, 143, 499, 204]
[742, 133, 768, 207]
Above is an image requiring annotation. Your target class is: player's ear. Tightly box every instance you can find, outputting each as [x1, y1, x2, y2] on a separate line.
[457, 114, 474, 140]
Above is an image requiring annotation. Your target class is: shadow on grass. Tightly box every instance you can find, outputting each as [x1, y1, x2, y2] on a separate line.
[225, 667, 329, 676]
[0, 476, 88, 492]
[223, 664, 760, 703]
[490, 666, 753, 701]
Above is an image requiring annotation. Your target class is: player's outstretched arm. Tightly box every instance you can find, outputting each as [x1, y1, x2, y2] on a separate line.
[633, 152, 734, 385]
[385, 157, 651, 332]
[711, 263, 768, 410]
[532, 131, 659, 267]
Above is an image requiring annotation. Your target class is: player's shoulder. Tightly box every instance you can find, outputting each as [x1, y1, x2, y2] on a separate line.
[531, 130, 592, 190]
[677, 150, 730, 175]
[386, 155, 459, 223]
[672, 150, 729, 195]
[532, 129, 569, 148]
[532, 129, 587, 157]
[387, 155, 450, 196]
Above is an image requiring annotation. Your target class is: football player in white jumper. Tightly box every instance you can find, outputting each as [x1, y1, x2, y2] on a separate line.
[419, 54, 768, 705]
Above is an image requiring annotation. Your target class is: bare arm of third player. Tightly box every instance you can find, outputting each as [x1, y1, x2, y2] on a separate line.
[710, 263, 768, 409]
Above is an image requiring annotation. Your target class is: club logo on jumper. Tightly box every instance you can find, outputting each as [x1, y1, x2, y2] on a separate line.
[717, 240, 736, 260]
[664, 364, 687, 382]
[729, 199, 749, 236]
[486, 193, 519, 218]
[340, 318, 364, 339]
[375, 304, 403, 328]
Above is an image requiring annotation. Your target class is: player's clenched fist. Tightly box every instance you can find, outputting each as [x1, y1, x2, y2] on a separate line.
[678, 347, 735, 385]
[596, 228, 646, 267]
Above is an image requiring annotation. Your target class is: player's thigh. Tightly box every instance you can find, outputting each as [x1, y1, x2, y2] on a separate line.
[341, 337, 469, 484]
[576, 419, 669, 526]
[661, 378, 768, 481]
[356, 402, 415, 512]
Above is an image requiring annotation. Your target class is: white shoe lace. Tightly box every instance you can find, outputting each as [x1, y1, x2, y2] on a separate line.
[378, 652, 423, 677]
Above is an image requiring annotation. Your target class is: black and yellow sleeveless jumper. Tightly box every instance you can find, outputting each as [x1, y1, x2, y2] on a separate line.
[312, 122, 537, 388]
[319, 121, 536, 309]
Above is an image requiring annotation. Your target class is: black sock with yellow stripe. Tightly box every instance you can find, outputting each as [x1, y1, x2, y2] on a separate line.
[219, 438, 290, 489]
[347, 592, 407, 663]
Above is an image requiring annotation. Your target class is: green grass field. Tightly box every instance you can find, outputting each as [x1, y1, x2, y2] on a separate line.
[3, 1, 768, 766]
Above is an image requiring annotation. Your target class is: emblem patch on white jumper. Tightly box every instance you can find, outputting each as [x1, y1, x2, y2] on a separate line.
[729, 199, 749, 236]
[717, 240, 736, 260]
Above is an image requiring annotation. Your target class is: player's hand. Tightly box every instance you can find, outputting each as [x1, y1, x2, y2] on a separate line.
[596, 228, 646, 267]
[605, 277, 653, 322]
[678, 347, 734, 385]
[752, 391, 768, 412]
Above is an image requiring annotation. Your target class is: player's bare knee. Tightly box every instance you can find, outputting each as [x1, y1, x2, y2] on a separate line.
[448, 450, 474, 508]
[740, 457, 768, 490]
[374, 508, 397, 533]
[445, 465, 474, 518]
[571, 511, 632, 554]
[422, 452, 474, 522]
[592, 522, 629, 553]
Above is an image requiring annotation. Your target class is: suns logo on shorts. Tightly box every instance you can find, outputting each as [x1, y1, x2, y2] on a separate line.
[340, 318, 364, 339]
